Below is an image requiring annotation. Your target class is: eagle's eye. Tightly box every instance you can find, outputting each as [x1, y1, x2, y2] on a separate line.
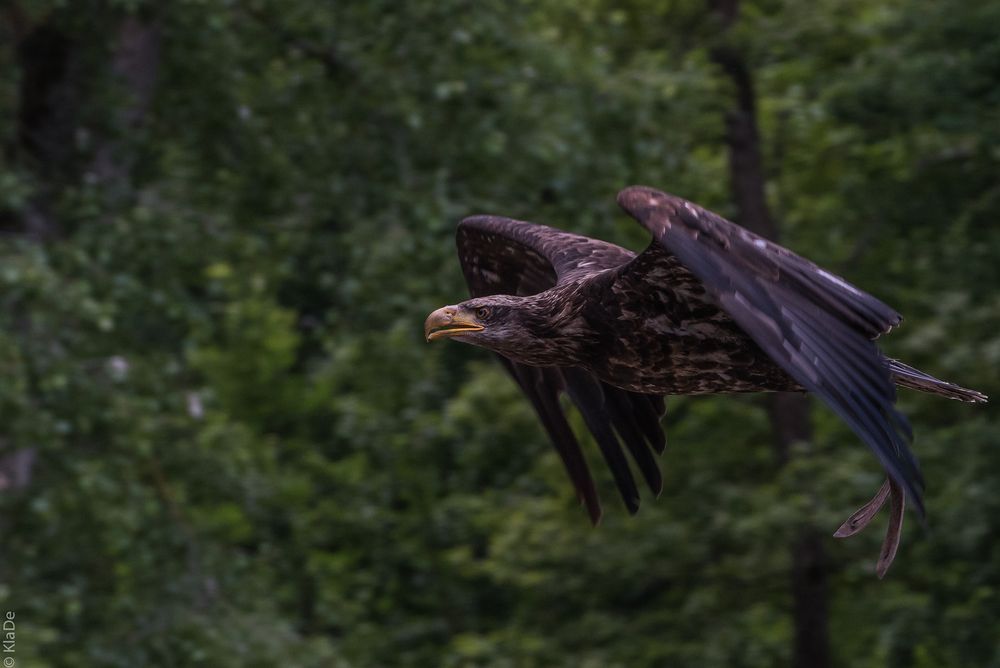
[475, 306, 491, 320]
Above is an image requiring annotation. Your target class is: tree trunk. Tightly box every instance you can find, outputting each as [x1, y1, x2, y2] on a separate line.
[708, 5, 830, 668]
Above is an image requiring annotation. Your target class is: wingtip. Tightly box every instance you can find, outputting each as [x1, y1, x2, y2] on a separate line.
[833, 514, 871, 539]
[617, 185, 665, 207]
[880, 314, 904, 337]
[583, 498, 603, 527]
[458, 214, 497, 228]
[876, 482, 905, 578]
[833, 479, 891, 539]
[616, 185, 653, 200]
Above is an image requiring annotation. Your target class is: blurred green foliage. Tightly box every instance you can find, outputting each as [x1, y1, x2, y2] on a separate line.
[0, 0, 998, 666]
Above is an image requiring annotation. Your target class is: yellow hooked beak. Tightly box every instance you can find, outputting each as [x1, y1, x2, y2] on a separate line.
[424, 306, 484, 341]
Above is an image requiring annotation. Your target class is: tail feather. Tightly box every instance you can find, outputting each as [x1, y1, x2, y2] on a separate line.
[889, 359, 988, 403]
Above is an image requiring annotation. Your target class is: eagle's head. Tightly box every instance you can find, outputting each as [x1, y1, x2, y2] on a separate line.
[424, 294, 586, 366]
[425, 295, 525, 347]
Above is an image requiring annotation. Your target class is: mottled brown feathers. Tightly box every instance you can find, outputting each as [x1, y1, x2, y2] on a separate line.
[445, 186, 986, 525]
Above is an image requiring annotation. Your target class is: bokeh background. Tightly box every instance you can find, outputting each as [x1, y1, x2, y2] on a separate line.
[2, 1, 999, 666]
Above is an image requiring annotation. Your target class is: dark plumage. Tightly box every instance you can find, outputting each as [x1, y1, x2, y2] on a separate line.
[425, 186, 987, 576]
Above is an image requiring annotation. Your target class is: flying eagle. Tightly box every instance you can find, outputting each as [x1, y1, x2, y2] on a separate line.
[425, 186, 986, 576]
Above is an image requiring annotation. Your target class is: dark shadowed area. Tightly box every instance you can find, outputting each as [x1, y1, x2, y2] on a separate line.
[1, 1, 998, 666]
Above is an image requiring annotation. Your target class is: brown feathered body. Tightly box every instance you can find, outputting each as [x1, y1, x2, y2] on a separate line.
[493, 268, 802, 395]
[429, 186, 986, 533]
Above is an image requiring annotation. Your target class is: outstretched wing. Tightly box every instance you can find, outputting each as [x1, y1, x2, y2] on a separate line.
[458, 215, 636, 289]
[615, 186, 924, 516]
[456, 215, 666, 523]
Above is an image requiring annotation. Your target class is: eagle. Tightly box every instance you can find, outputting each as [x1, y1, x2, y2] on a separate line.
[425, 186, 986, 576]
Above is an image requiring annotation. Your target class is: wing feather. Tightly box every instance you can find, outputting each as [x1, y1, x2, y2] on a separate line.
[498, 358, 603, 524]
[456, 215, 667, 519]
[626, 392, 668, 455]
[563, 369, 642, 514]
[617, 186, 924, 515]
[604, 387, 664, 495]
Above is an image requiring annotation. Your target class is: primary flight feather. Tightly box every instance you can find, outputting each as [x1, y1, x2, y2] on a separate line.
[425, 186, 986, 576]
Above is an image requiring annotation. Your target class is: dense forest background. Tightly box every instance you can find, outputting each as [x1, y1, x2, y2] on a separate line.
[2, 1, 999, 666]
